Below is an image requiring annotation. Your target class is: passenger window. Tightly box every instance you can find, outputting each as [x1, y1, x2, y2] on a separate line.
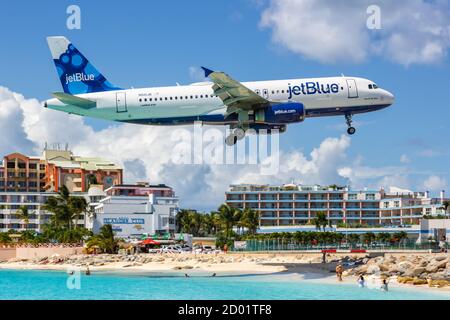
[271, 90, 275, 94]
[144, 98, 147, 102]
[139, 98, 142, 102]
[195, 95, 198, 99]
[179, 96, 183, 100]
[149, 98, 152, 102]
[165, 97, 168, 100]
[190, 95, 193, 99]
[281, 90, 285, 93]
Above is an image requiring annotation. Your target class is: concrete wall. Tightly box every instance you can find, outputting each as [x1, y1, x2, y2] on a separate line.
[15, 247, 84, 260]
[0, 248, 16, 261]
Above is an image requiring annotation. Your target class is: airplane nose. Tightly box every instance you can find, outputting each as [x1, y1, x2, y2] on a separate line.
[382, 90, 395, 105]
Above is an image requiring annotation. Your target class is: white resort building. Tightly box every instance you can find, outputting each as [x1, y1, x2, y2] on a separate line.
[226, 184, 447, 228]
[90, 183, 179, 239]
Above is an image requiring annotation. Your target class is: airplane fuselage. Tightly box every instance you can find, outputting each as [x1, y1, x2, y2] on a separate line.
[46, 76, 394, 127]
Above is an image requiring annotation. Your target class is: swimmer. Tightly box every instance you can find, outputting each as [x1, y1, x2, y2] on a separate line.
[184, 273, 190, 278]
[211, 273, 216, 277]
[85, 266, 91, 276]
[357, 275, 365, 288]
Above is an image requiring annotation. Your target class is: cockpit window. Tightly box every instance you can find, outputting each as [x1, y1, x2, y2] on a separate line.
[368, 84, 373, 89]
[372, 84, 378, 89]
[368, 83, 378, 89]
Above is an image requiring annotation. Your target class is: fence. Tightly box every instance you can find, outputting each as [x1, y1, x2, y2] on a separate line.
[234, 239, 442, 252]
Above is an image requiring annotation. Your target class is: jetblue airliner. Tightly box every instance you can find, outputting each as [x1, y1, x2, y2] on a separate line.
[45, 36, 394, 145]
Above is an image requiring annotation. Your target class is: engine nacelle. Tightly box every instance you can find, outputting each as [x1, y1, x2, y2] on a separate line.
[255, 102, 305, 124]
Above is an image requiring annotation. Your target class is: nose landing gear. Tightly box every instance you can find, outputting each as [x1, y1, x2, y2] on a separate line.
[345, 114, 356, 135]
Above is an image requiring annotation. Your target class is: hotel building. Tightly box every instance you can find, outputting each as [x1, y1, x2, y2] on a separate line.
[0, 147, 123, 232]
[0, 146, 123, 193]
[226, 184, 447, 227]
[91, 183, 179, 238]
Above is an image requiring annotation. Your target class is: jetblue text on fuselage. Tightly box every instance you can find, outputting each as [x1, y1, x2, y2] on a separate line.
[287, 82, 340, 99]
[65, 73, 95, 84]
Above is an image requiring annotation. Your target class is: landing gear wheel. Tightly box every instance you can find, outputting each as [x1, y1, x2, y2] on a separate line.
[345, 114, 355, 135]
[225, 134, 238, 146]
[347, 127, 356, 135]
[234, 128, 246, 141]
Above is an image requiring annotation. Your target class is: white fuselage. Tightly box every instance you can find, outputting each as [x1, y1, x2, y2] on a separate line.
[46, 76, 394, 126]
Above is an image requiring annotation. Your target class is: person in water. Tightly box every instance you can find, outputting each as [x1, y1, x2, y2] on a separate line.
[357, 275, 365, 287]
[381, 278, 389, 292]
[211, 273, 216, 277]
[335, 264, 344, 281]
[85, 266, 91, 276]
[184, 273, 190, 278]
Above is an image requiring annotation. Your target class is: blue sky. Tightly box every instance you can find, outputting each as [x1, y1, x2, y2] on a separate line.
[0, 0, 449, 209]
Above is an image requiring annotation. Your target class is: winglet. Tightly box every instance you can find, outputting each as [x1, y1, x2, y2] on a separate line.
[201, 66, 214, 77]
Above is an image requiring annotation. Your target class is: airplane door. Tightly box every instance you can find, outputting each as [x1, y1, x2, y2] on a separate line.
[116, 92, 127, 112]
[262, 89, 269, 99]
[346, 79, 358, 98]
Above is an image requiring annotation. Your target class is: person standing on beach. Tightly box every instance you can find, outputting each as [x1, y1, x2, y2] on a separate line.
[380, 278, 389, 292]
[335, 264, 344, 281]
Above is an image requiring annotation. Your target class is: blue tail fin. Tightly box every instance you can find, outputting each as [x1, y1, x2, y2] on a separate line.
[47, 36, 121, 95]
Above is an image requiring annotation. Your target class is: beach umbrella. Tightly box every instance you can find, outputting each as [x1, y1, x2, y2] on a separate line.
[141, 239, 161, 245]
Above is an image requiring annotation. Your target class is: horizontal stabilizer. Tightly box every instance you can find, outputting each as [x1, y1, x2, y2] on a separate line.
[52, 92, 96, 109]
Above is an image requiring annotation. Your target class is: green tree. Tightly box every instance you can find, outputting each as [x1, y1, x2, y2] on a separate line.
[241, 208, 260, 235]
[217, 204, 239, 239]
[87, 224, 118, 254]
[16, 205, 30, 230]
[362, 232, 376, 244]
[313, 212, 328, 231]
[0, 232, 12, 243]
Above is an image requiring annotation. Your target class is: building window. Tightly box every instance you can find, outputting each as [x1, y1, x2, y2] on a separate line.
[366, 193, 375, 200]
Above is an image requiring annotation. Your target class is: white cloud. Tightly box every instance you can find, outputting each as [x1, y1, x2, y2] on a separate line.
[260, 0, 450, 65]
[400, 154, 411, 164]
[0, 86, 445, 210]
[188, 67, 207, 82]
[423, 175, 447, 191]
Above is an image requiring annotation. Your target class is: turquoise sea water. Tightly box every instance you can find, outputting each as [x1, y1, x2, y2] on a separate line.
[0, 269, 448, 300]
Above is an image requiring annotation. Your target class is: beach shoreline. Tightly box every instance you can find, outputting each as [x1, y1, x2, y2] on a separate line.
[1, 252, 449, 295]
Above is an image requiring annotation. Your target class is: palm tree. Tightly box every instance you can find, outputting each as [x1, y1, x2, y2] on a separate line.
[42, 185, 72, 229]
[241, 208, 259, 235]
[87, 224, 118, 254]
[313, 212, 328, 231]
[16, 205, 30, 230]
[217, 204, 238, 239]
[68, 196, 88, 229]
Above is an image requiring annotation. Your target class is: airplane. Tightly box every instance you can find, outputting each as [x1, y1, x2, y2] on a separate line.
[44, 36, 395, 146]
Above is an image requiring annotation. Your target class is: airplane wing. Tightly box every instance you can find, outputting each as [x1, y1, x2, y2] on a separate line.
[201, 67, 270, 119]
[52, 92, 96, 109]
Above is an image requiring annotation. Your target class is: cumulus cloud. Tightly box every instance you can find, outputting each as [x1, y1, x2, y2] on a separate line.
[423, 175, 447, 191]
[259, 0, 450, 65]
[0, 86, 444, 210]
[400, 154, 411, 164]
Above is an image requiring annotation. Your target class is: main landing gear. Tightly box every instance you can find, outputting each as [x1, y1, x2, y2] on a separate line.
[225, 127, 246, 146]
[345, 114, 356, 135]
